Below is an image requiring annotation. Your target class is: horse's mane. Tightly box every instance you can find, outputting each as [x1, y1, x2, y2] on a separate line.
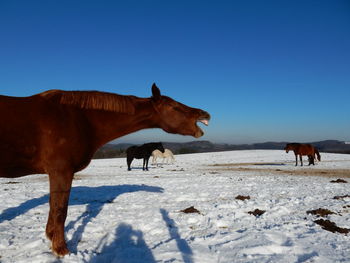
[40, 90, 135, 114]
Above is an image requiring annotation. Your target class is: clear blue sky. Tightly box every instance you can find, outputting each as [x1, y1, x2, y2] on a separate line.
[1, 1, 349, 144]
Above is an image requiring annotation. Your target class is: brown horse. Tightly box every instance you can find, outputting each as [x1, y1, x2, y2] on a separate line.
[0, 83, 210, 256]
[284, 143, 321, 166]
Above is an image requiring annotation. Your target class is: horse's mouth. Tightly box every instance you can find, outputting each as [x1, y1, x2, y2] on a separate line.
[195, 112, 210, 138]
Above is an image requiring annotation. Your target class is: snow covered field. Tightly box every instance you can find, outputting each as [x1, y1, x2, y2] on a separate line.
[1, 150, 349, 263]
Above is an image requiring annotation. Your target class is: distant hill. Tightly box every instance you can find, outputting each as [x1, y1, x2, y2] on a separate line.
[93, 140, 350, 159]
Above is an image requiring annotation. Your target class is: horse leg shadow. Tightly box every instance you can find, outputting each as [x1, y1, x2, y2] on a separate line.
[160, 208, 193, 263]
[65, 202, 102, 253]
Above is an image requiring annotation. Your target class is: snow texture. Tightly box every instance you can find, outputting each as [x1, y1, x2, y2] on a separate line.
[1, 150, 350, 263]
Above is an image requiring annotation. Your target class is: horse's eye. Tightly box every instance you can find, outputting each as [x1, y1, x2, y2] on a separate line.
[173, 106, 186, 114]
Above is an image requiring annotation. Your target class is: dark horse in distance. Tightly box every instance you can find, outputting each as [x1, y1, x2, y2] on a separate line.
[0, 83, 210, 257]
[284, 143, 321, 166]
[126, 142, 164, 171]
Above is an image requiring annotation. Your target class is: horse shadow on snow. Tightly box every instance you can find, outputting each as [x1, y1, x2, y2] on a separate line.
[0, 184, 163, 254]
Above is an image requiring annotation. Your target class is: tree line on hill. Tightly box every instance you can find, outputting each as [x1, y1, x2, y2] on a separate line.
[93, 140, 350, 159]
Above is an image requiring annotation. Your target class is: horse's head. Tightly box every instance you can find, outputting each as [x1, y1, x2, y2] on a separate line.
[151, 83, 210, 138]
[284, 144, 290, 153]
[156, 142, 165, 153]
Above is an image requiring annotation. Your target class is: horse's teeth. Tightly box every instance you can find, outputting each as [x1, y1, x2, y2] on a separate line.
[199, 119, 209, 126]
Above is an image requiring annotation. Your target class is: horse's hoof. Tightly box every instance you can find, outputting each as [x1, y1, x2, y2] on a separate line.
[52, 245, 70, 257]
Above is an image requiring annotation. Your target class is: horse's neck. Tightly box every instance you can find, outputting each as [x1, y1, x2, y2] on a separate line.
[146, 146, 156, 154]
[86, 98, 157, 149]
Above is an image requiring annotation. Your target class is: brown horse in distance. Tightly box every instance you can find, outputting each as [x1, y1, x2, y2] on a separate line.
[0, 83, 210, 257]
[284, 143, 321, 166]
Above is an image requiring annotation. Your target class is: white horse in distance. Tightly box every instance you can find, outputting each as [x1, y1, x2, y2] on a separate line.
[152, 149, 175, 165]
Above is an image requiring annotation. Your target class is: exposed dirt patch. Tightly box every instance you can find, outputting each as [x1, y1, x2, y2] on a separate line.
[248, 209, 265, 217]
[180, 206, 200, 214]
[314, 219, 349, 234]
[307, 208, 335, 217]
[207, 163, 350, 178]
[64, 174, 93, 181]
[235, 195, 251, 201]
[333, 195, 350, 200]
[330, 179, 348, 183]
[17, 173, 91, 183]
[211, 162, 287, 167]
[3, 181, 20, 184]
[168, 168, 185, 172]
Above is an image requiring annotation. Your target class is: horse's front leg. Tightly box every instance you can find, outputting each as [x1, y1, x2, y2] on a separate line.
[142, 158, 146, 170]
[295, 154, 298, 166]
[144, 157, 150, 171]
[46, 170, 74, 257]
[300, 155, 303, 166]
[127, 157, 133, 171]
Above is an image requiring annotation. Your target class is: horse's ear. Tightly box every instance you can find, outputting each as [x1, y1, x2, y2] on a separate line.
[151, 83, 161, 100]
